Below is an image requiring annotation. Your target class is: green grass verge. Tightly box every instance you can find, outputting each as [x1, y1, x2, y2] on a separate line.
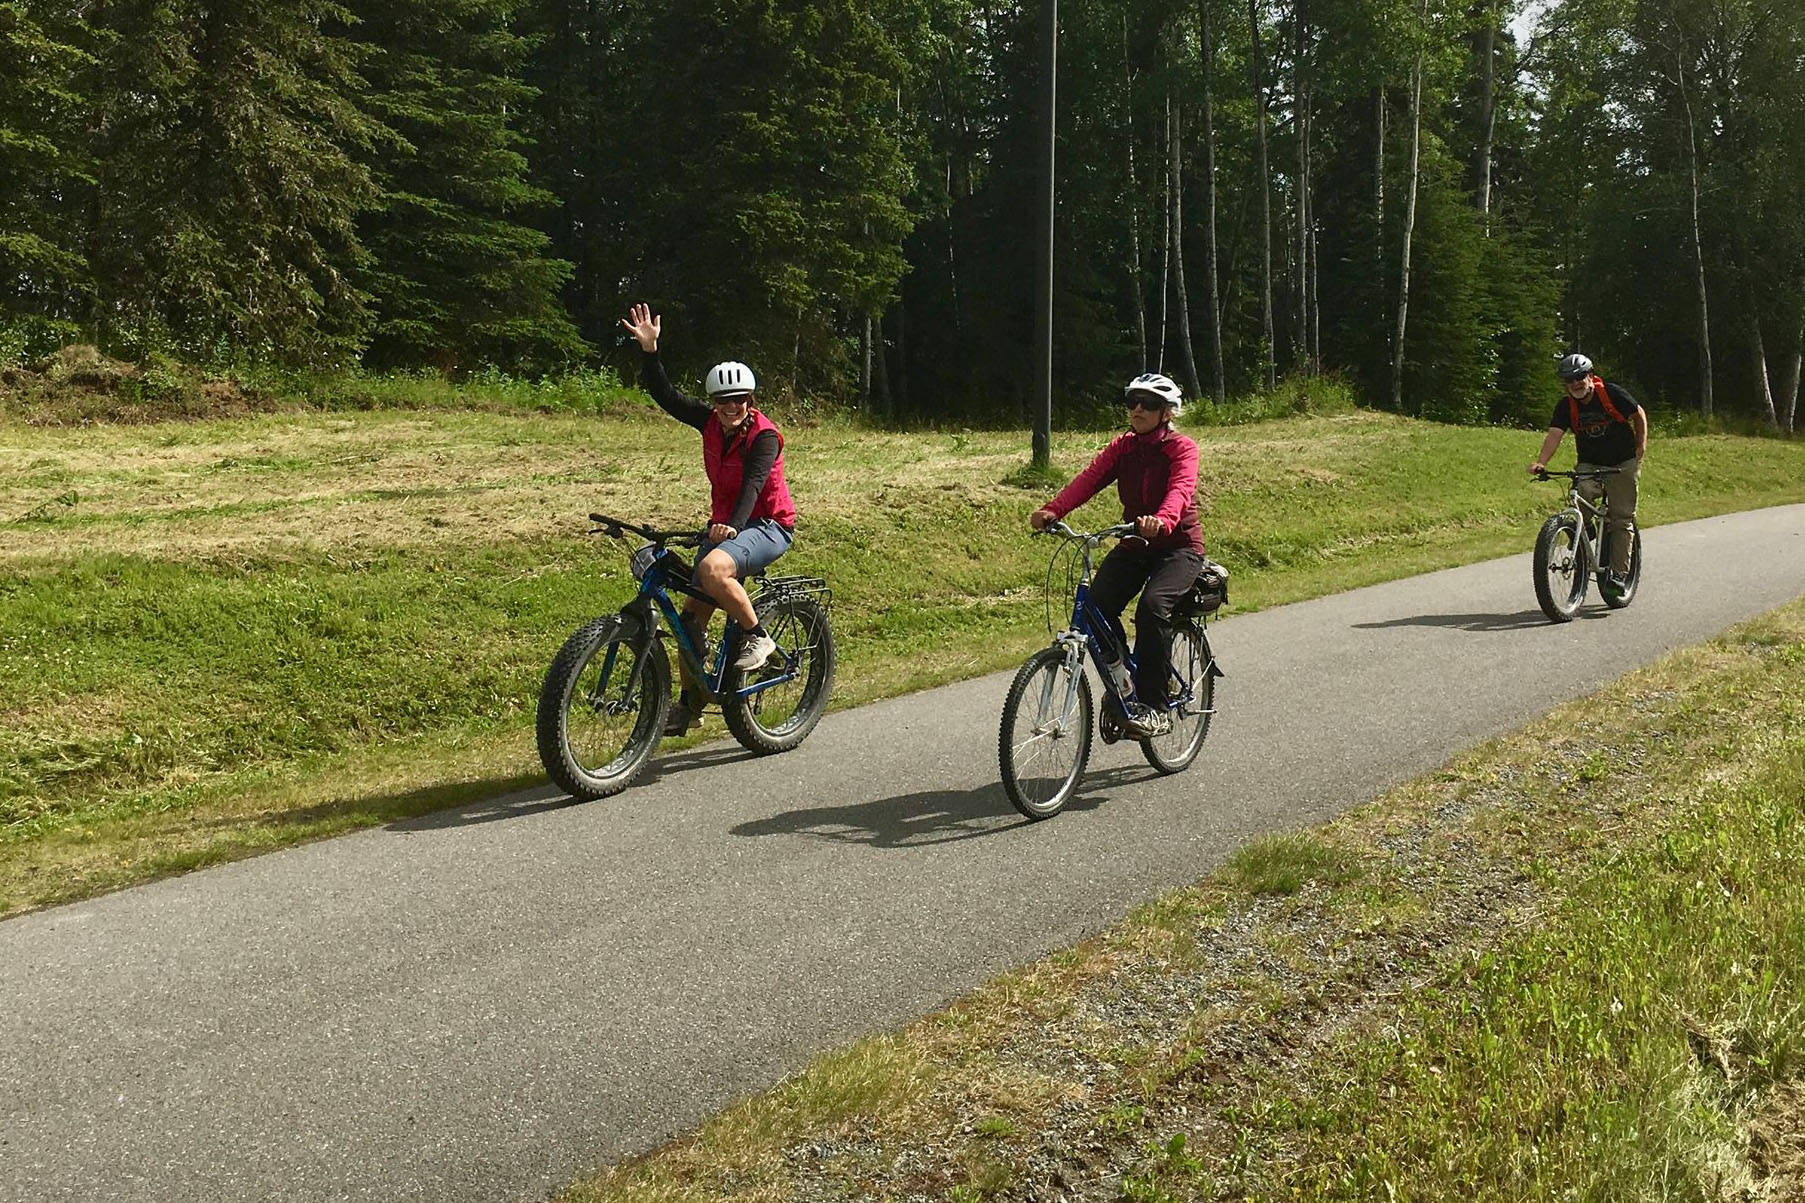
[555, 599, 1805, 1203]
[3, 403, 1805, 915]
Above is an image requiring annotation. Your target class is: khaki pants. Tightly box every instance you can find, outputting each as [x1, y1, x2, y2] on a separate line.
[1576, 457, 1640, 573]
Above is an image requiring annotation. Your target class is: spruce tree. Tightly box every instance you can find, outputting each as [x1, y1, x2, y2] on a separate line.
[353, 0, 586, 372]
[87, 0, 377, 365]
[0, 2, 95, 356]
[631, 0, 914, 393]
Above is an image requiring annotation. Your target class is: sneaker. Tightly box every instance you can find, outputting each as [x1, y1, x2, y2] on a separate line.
[733, 631, 778, 673]
[1121, 703, 1171, 739]
[662, 701, 701, 737]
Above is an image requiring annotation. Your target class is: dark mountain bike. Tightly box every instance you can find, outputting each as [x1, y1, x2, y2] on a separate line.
[1532, 468, 1642, 623]
[997, 519, 1226, 820]
[536, 514, 835, 800]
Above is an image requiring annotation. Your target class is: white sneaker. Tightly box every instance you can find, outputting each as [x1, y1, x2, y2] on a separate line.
[1122, 703, 1171, 739]
[733, 632, 778, 673]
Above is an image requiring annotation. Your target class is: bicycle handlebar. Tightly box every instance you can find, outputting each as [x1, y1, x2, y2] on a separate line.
[587, 512, 704, 546]
[1534, 467, 1621, 482]
[1035, 519, 1139, 543]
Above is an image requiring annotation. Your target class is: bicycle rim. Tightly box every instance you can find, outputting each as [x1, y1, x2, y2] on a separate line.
[564, 634, 661, 780]
[1143, 627, 1213, 773]
[746, 599, 825, 734]
[1535, 515, 1587, 620]
[1000, 648, 1092, 819]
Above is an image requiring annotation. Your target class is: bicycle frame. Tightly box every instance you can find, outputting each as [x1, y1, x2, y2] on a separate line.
[1555, 477, 1613, 574]
[1040, 521, 1212, 724]
[581, 512, 808, 711]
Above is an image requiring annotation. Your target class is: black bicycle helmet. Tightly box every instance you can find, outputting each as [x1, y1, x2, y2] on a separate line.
[1557, 352, 1594, 382]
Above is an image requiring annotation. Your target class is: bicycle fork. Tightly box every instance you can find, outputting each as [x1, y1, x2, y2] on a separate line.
[1033, 638, 1088, 737]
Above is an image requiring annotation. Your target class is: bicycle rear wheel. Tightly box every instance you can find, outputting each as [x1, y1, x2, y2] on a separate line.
[536, 615, 669, 800]
[1533, 514, 1588, 623]
[1598, 521, 1642, 609]
[722, 594, 836, 754]
[999, 646, 1093, 820]
[1142, 624, 1216, 774]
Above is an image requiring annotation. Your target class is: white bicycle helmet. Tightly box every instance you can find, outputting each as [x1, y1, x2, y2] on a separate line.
[1125, 372, 1184, 416]
[705, 361, 757, 398]
[1557, 352, 1594, 382]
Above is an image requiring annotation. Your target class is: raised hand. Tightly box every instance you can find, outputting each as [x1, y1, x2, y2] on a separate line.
[620, 302, 660, 352]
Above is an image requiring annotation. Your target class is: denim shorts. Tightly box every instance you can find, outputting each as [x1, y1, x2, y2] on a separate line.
[700, 519, 794, 578]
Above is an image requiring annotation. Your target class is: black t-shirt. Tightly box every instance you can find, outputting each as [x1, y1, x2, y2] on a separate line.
[1551, 381, 1641, 465]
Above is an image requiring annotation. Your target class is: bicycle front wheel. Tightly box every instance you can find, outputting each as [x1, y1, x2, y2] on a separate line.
[1533, 514, 1588, 623]
[998, 646, 1094, 820]
[1142, 624, 1216, 774]
[536, 615, 670, 800]
[722, 594, 836, 754]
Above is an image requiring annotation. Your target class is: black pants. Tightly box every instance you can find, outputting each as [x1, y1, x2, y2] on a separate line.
[1088, 543, 1205, 705]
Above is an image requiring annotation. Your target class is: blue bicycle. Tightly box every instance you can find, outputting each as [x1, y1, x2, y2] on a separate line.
[998, 520, 1225, 819]
[536, 513, 835, 800]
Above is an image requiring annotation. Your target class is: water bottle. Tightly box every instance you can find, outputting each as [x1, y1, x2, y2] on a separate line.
[1096, 635, 1135, 701]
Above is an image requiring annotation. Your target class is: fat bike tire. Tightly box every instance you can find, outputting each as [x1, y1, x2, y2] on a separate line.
[1533, 514, 1588, 623]
[536, 616, 669, 800]
[721, 595, 836, 755]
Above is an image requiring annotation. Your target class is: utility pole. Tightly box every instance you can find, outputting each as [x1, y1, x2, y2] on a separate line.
[1032, 0, 1058, 468]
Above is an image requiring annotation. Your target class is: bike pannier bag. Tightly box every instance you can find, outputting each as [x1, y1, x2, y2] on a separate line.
[1177, 560, 1230, 616]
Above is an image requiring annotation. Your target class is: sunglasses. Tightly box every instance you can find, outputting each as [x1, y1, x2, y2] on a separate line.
[1125, 396, 1167, 412]
[711, 393, 751, 407]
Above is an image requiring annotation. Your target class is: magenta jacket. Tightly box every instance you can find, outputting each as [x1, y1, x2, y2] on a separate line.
[1043, 425, 1204, 553]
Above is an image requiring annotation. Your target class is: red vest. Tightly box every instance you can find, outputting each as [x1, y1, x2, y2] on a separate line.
[703, 409, 797, 528]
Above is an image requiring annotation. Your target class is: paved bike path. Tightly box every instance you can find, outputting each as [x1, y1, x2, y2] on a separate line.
[5, 505, 1804, 1203]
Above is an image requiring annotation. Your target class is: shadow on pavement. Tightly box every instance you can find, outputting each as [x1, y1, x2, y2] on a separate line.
[388, 745, 761, 831]
[729, 763, 1162, 848]
[1353, 608, 1611, 633]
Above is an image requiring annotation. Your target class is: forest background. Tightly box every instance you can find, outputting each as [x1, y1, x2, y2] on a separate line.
[2, 0, 1802, 431]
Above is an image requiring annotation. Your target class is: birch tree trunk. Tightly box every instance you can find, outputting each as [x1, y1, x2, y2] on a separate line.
[1476, 1, 1497, 229]
[1391, 0, 1427, 413]
[1157, 96, 1172, 372]
[1675, 40, 1715, 417]
[1375, 88, 1386, 272]
[1754, 316, 1779, 429]
[860, 314, 872, 409]
[1785, 307, 1802, 436]
[1294, 0, 1310, 373]
[1123, 15, 1148, 370]
[1250, 0, 1276, 390]
[1200, 0, 1225, 402]
[1170, 95, 1202, 398]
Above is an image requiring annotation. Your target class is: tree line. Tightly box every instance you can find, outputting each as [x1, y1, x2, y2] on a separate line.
[2, 0, 1800, 429]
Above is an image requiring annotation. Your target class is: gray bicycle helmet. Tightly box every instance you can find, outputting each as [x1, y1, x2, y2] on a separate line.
[1557, 352, 1594, 381]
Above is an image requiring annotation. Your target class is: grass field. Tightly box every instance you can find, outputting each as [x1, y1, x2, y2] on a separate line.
[559, 598, 1805, 1203]
[5, 397, 1805, 915]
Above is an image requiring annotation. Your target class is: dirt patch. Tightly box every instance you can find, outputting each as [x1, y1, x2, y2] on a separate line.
[1, 347, 281, 427]
[1751, 1081, 1805, 1202]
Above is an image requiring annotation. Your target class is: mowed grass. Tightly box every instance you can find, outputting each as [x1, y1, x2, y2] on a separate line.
[558, 600, 1805, 1203]
[4, 405, 1805, 914]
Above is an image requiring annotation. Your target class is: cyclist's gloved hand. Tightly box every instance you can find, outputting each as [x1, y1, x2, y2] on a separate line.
[1528, 462, 1546, 476]
[1134, 515, 1167, 538]
[1029, 508, 1057, 532]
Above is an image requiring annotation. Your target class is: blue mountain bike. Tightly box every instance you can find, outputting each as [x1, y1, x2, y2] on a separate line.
[536, 513, 835, 800]
[998, 520, 1225, 819]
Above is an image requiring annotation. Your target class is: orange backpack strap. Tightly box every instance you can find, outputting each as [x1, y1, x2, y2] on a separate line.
[1570, 376, 1628, 429]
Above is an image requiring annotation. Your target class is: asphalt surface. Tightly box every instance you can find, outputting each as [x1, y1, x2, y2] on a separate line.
[5, 504, 1804, 1203]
